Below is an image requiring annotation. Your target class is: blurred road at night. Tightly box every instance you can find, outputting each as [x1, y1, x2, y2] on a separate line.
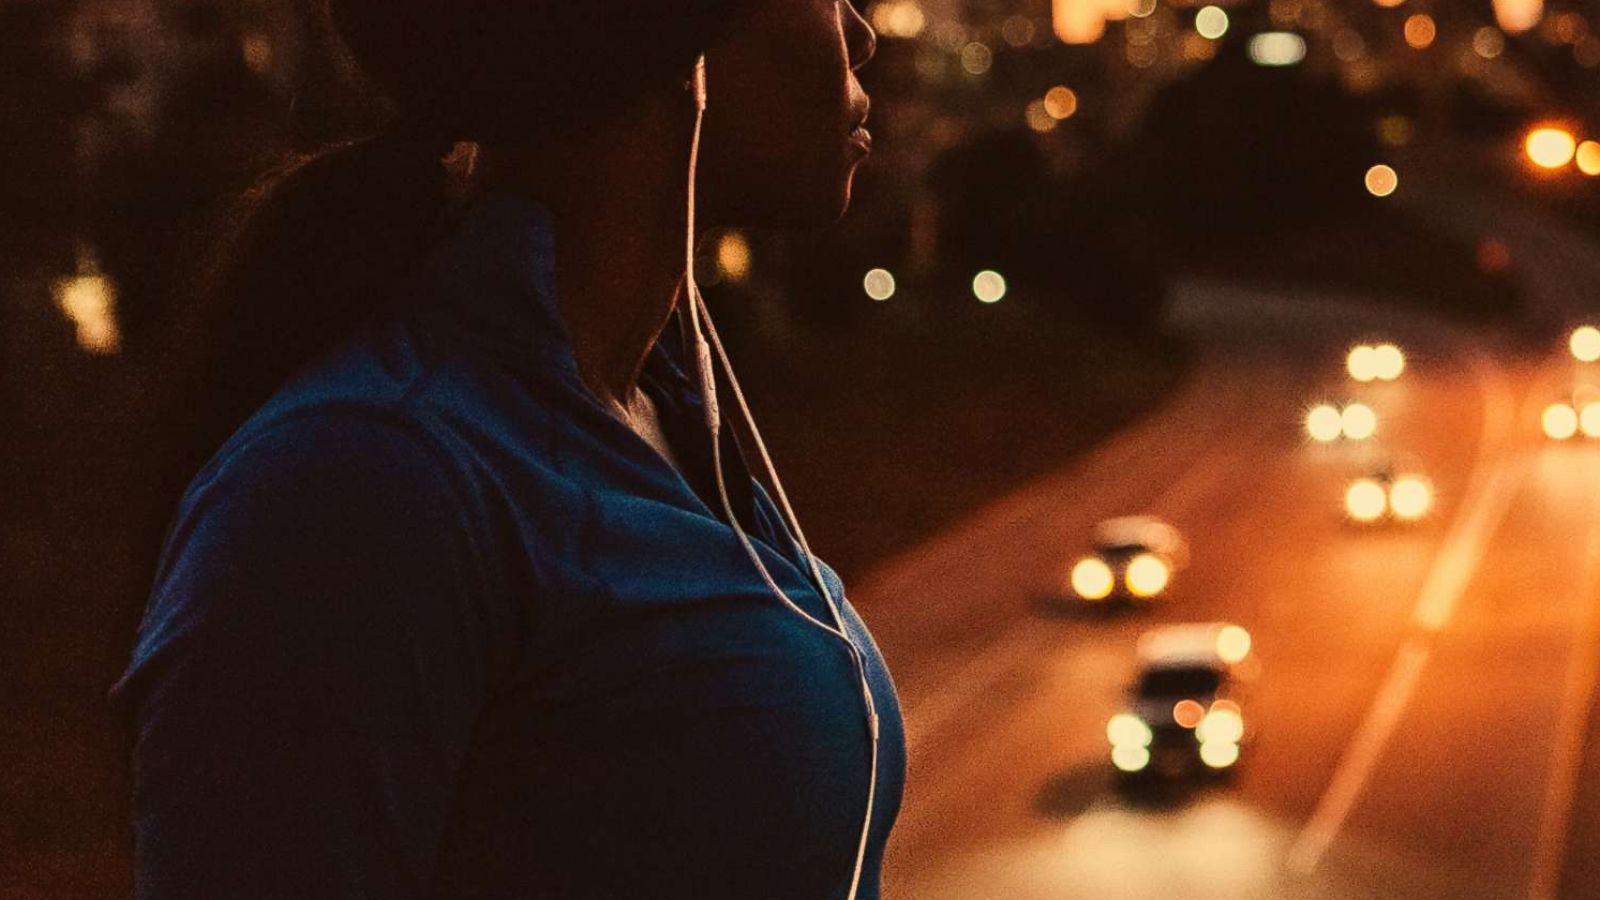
[866, 225, 1600, 898]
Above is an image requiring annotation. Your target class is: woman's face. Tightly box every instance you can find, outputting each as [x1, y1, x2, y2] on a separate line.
[698, 0, 877, 227]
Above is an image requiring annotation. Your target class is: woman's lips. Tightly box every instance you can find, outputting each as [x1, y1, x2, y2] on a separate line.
[848, 125, 873, 156]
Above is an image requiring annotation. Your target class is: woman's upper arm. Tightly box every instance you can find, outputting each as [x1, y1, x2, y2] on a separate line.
[114, 410, 505, 899]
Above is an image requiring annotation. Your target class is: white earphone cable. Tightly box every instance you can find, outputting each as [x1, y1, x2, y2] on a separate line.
[683, 56, 879, 900]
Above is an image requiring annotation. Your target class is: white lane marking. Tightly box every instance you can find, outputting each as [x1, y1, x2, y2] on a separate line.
[1526, 465, 1600, 900]
[1285, 341, 1522, 874]
[1411, 459, 1527, 633]
[1284, 639, 1431, 873]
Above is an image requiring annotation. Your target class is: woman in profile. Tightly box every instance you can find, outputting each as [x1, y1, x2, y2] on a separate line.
[112, 2, 901, 897]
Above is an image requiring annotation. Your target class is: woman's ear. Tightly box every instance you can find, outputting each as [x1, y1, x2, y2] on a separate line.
[442, 142, 482, 201]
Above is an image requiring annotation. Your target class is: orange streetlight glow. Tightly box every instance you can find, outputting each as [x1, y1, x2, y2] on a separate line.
[1526, 127, 1578, 169]
[1365, 164, 1399, 197]
[1053, 0, 1107, 44]
[1404, 14, 1437, 48]
[1495, 0, 1544, 34]
[1577, 141, 1600, 176]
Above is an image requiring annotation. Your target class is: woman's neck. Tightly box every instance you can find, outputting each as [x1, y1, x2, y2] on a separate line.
[474, 100, 695, 418]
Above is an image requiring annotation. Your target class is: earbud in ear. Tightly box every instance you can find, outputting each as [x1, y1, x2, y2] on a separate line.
[692, 55, 708, 112]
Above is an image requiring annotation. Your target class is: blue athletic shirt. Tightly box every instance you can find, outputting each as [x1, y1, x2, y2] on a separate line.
[110, 193, 906, 899]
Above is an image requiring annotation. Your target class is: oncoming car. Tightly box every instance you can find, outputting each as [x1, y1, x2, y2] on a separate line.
[1541, 387, 1600, 441]
[1346, 342, 1406, 383]
[1106, 623, 1255, 783]
[1304, 401, 1379, 443]
[1343, 467, 1435, 524]
[1064, 517, 1189, 606]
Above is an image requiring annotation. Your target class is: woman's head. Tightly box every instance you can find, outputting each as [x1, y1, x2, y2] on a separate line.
[329, 0, 877, 226]
[698, 1, 878, 226]
[169, 2, 876, 483]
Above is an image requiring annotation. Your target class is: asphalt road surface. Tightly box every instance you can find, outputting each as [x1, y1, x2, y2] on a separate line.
[861, 271, 1600, 900]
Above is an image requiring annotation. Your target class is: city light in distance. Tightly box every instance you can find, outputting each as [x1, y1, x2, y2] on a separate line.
[1477, 238, 1513, 274]
[1044, 85, 1079, 119]
[973, 270, 1008, 303]
[1474, 26, 1507, 57]
[1526, 127, 1578, 169]
[1054, 0, 1108, 44]
[863, 268, 897, 302]
[1403, 14, 1437, 49]
[1001, 14, 1037, 47]
[869, 0, 927, 39]
[960, 41, 994, 75]
[715, 231, 752, 282]
[1578, 142, 1600, 176]
[1494, 0, 1544, 35]
[1195, 6, 1229, 39]
[1026, 99, 1057, 133]
[1365, 164, 1399, 197]
[53, 272, 122, 355]
[1173, 699, 1205, 729]
[1378, 115, 1413, 148]
[1334, 30, 1366, 60]
[1249, 32, 1307, 66]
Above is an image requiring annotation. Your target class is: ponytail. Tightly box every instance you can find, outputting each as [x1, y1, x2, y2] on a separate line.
[160, 130, 457, 477]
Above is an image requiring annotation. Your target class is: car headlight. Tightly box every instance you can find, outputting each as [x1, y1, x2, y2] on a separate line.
[1545, 403, 1579, 440]
[1581, 403, 1600, 439]
[1124, 553, 1171, 598]
[1070, 558, 1115, 600]
[1197, 707, 1245, 744]
[1112, 744, 1152, 773]
[1199, 740, 1240, 769]
[1341, 403, 1378, 441]
[1345, 478, 1388, 522]
[1372, 343, 1405, 381]
[1215, 626, 1252, 664]
[1346, 345, 1378, 383]
[1107, 713, 1153, 747]
[1389, 476, 1434, 521]
[1305, 404, 1343, 443]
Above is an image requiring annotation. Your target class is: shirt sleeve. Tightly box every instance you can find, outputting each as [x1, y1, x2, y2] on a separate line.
[111, 409, 505, 899]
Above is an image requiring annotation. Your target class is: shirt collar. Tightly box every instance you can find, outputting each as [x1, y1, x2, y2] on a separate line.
[397, 190, 579, 381]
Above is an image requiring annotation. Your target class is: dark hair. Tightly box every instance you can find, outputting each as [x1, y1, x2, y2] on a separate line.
[166, 132, 453, 461]
[160, 0, 747, 475]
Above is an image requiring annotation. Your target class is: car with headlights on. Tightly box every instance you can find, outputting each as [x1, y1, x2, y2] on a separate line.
[1304, 400, 1379, 443]
[1542, 386, 1600, 441]
[1064, 516, 1189, 607]
[1106, 623, 1254, 783]
[1343, 466, 1434, 525]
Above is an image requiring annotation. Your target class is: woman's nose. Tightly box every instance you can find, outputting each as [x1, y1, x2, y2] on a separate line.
[845, 1, 878, 70]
